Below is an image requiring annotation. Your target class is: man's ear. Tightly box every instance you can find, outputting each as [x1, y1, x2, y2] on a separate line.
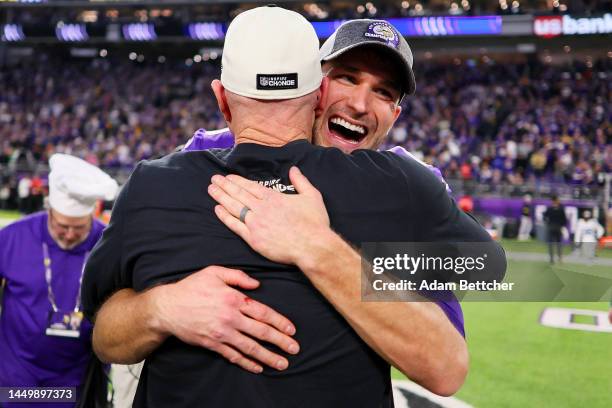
[392, 103, 402, 123]
[211, 79, 231, 123]
[315, 76, 329, 114]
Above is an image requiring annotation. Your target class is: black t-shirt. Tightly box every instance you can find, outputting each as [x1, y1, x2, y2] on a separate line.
[83, 140, 502, 408]
[544, 205, 567, 231]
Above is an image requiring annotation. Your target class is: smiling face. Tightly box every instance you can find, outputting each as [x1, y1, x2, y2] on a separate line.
[313, 46, 403, 153]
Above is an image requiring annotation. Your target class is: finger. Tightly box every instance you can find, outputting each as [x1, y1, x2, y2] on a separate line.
[213, 343, 263, 374]
[231, 331, 289, 371]
[212, 266, 260, 290]
[289, 166, 319, 196]
[239, 297, 296, 336]
[211, 175, 260, 210]
[237, 318, 299, 355]
[214, 205, 250, 240]
[208, 183, 249, 219]
[225, 174, 268, 200]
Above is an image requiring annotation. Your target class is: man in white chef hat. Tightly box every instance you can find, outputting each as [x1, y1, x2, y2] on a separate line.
[0, 153, 118, 401]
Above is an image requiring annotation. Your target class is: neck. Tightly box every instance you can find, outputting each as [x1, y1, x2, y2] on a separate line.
[232, 114, 311, 147]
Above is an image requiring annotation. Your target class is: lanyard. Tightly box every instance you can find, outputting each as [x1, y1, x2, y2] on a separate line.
[42, 242, 88, 313]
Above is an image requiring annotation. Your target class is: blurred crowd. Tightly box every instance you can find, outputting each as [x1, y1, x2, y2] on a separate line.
[0, 55, 610, 211]
[381, 58, 611, 190]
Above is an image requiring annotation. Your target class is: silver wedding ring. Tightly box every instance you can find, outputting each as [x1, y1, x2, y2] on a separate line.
[239, 206, 250, 223]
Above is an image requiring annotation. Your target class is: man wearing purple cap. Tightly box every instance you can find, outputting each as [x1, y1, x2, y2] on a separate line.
[0, 154, 117, 407]
[91, 16, 470, 395]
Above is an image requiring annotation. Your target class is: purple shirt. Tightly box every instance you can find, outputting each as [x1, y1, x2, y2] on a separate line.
[183, 128, 464, 337]
[0, 212, 105, 404]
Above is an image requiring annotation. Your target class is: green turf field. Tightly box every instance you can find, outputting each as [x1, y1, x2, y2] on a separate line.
[0, 210, 20, 227]
[3, 210, 611, 406]
[392, 258, 612, 407]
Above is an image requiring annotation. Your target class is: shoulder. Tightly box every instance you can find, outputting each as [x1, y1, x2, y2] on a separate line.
[91, 218, 106, 236]
[308, 146, 444, 194]
[0, 211, 44, 237]
[129, 152, 198, 182]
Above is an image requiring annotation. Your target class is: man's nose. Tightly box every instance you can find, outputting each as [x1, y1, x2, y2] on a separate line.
[64, 229, 78, 241]
[346, 84, 369, 115]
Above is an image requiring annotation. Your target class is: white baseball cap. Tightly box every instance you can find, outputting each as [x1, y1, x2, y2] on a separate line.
[48, 154, 119, 217]
[221, 5, 323, 100]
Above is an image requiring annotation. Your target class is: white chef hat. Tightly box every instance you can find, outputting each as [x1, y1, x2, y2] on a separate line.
[48, 154, 119, 217]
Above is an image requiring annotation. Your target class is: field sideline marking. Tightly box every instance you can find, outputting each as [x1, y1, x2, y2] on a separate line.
[539, 307, 612, 333]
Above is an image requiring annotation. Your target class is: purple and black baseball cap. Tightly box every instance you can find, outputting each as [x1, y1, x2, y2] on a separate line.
[319, 19, 416, 98]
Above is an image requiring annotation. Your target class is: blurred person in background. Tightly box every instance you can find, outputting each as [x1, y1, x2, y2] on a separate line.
[543, 195, 567, 264]
[0, 184, 9, 210]
[0, 154, 117, 407]
[518, 194, 533, 241]
[30, 173, 45, 214]
[573, 210, 604, 262]
[17, 175, 31, 214]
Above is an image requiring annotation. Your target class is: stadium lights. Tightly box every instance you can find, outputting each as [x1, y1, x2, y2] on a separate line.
[187, 23, 224, 41]
[122, 23, 157, 41]
[56, 23, 88, 42]
[2, 24, 25, 42]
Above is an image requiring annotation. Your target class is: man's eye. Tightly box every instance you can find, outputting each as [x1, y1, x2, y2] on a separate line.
[337, 75, 356, 84]
[376, 89, 393, 99]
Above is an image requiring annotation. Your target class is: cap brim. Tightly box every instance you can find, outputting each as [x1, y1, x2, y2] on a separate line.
[320, 41, 416, 96]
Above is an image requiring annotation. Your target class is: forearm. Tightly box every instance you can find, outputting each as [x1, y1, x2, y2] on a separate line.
[298, 230, 468, 396]
[92, 288, 168, 364]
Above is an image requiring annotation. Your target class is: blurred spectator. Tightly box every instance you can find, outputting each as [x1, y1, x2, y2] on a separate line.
[518, 194, 533, 241]
[543, 195, 568, 264]
[17, 176, 31, 214]
[0, 184, 9, 210]
[573, 210, 604, 261]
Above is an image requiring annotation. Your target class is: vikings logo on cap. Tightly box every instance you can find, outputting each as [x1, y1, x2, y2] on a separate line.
[364, 21, 399, 48]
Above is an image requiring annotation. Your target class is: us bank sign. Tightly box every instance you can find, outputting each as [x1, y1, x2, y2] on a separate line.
[534, 14, 612, 37]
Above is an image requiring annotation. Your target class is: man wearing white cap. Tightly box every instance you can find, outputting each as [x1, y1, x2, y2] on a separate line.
[83, 6, 504, 406]
[0, 153, 117, 404]
[93, 16, 464, 383]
